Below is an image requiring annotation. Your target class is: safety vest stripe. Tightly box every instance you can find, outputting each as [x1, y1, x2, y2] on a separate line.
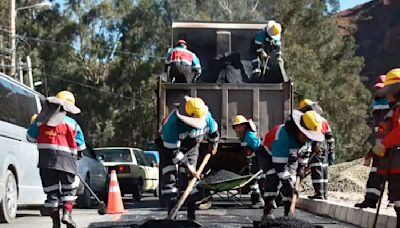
[272, 157, 288, 163]
[162, 165, 176, 175]
[77, 144, 87, 151]
[366, 188, 381, 196]
[61, 176, 80, 190]
[370, 167, 377, 173]
[37, 143, 77, 154]
[61, 196, 77, 201]
[163, 141, 180, 149]
[26, 134, 37, 143]
[44, 202, 59, 208]
[265, 169, 276, 175]
[43, 184, 59, 192]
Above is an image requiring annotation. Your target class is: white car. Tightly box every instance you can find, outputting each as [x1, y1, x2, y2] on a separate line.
[94, 147, 158, 201]
[0, 73, 45, 223]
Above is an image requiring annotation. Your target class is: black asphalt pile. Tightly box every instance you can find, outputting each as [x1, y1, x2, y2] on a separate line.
[200, 170, 243, 185]
[254, 217, 322, 228]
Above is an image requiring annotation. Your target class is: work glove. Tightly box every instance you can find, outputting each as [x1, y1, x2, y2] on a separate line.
[244, 148, 255, 159]
[260, 51, 268, 60]
[372, 140, 386, 158]
[187, 164, 200, 179]
[172, 151, 185, 164]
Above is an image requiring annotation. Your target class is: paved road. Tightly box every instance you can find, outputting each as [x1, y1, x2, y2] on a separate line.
[4, 194, 357, 228]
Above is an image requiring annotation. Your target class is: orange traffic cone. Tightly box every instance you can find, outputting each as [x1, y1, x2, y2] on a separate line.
[107, 170, 125, 214]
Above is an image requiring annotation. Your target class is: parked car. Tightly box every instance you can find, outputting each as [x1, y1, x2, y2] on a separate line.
[94, 147, 158, 201]
[0, 73, 45, 223]
[76, 145, 108, 208]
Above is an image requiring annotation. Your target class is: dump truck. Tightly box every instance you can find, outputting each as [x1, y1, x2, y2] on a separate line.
[157, 21, 293, 205]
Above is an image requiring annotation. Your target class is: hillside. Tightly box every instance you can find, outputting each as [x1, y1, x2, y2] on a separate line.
[338, 0, 400, 87]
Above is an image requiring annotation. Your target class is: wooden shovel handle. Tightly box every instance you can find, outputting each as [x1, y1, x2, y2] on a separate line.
[167, 153, 212, 219]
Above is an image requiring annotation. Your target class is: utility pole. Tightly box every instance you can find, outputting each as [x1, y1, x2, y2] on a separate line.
[10, 0, 16, 77]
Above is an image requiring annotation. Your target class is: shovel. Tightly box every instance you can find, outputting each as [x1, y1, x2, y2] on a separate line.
[77, 173, 107, 215]
[167, 153, 212, 219]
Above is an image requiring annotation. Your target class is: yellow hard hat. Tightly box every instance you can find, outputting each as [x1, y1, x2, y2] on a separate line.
[185, 97, 208, 118]
[302, 110, 323, 132]
[31, 114, 38, 124]
[266, 21, 282, 39]
[384, 68, 400, 86]
[232, 115, 248, 126]
[56, 91, 76, 105]
[298, 99, 313, 109]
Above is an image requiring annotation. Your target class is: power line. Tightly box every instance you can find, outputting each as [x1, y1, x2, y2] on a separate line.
[0, 32, 166, 60]
[42, 71, 155, 104]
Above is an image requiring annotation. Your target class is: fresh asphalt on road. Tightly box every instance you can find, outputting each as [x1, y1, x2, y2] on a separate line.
[3, 194, 357, 228]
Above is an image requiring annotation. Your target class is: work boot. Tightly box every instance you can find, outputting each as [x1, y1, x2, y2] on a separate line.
[167, 198, 177, 219]
[187, 202, 196, 221]
[261, 201, 275, 221]
[62, 210, 76, 228]
[308, 193, 324, 200]
[354, 200, 377, 209]
[284, 201, 292, 217]
[49, 209, 60, 228]
[251, 193, 265, 209]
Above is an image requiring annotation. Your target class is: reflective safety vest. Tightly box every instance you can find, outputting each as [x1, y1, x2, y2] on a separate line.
[27, 115, 86, 174]
[377, 102, 400, 174]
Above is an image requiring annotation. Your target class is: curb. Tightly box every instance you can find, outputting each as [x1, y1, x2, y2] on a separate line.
[296, 197, 397, 228]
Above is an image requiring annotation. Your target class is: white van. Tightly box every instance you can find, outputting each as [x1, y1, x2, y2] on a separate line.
[0, 73, 45, 223]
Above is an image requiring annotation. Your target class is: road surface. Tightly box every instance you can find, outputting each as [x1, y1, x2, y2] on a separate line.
[4, 194, 357, 228]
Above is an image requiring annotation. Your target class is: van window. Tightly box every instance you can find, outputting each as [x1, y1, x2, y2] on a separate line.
[0, 77, 19, 125]
[14, 85, 38, 128]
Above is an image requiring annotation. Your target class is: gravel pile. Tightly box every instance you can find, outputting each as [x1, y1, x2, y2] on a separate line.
[200, 170, 243, 185]
[300, 158, 370, 195]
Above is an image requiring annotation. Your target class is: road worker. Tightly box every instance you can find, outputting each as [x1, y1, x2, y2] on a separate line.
[298, 99, 335, 200]
[164, 39, 202, 83]
[27, 91, 86, 228]
[159, 96, 219, 221]
[258, 110, 324, 220]
[355, 75, 390, 208]
[232, 115, 265, 208]
[249, 20, 282, 82]
[371, 68, 400, 227]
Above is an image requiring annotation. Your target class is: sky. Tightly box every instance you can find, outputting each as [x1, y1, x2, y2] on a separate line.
[339, 0, 371, 10]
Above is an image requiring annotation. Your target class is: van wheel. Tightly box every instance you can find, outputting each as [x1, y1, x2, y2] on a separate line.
[76, 175, 91, 208]
[0, 170, 18, 223]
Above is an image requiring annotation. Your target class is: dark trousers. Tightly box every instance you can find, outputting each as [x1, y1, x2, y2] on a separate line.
[160, 145, 200, 211]
[248, 156, 264, 203]
[365, 156, 383, 203]
[309, 154, 328, 196]
[256, 148, 295, 204]
[168, 62, 195, 83]
[39, 168, 78, 210]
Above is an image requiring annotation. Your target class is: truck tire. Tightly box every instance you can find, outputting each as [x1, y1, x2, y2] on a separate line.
[76, 175, 91, 208]
[0, 170, 18, 223]
[132, 180, 142, 201]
